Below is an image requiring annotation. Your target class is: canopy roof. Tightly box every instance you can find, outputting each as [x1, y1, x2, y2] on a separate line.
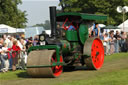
[17, 29, 25, 33]
[0, 24, 16, 33]
[118, 19, 128, 32]
[102, 25, 119, 29]
[99, 24, 106, 28]
[118, 19, 128, 28]
[56, 12, 107, 22]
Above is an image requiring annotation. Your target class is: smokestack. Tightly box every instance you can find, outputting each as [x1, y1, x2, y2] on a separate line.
[49, 6, 57, 37]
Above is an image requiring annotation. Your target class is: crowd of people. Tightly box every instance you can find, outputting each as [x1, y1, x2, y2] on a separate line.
[89, 23, 128, 55]
[0, 35, 40, 73]
[102, 30, 127, 55]
[0, 23, 128, 73]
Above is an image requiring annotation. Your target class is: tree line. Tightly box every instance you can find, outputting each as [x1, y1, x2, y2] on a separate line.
[59, 0, 128, 25]
[35, 0, 128, 29]
[0, 0, 27, 28]
[1, 0, 127, 29]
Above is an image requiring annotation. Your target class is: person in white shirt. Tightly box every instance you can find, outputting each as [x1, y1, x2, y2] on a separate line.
[103, 33, 110, 55]
[1, 43, 9, 72]
[89, 23, 101, 38]
[3, 35, 10, 47]
[18, 38, 27, 69]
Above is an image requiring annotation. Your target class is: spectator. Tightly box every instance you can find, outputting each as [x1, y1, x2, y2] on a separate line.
[33, 38, 40, 46]
[99, 29, 104, 41]
[19, 38, 26, 51]
[1, 43, 9, 72]
[90, 23, 100, 37]
[8, 36, 15, 48]
[88, 23, 94, 37]
[17, 38, 22, 49]
[109, 31, 115, 54]
[0, 38, 4, 71]
[103, 33, 110, 55]
[12, 40, 21, 71]
[26, 38, 33, 49]
[114, 31, 121, 53]
[8, 36, 15, 69]
[120, 31, 127, 52]
[2, 34, 10, 47]
[19, 38, 27, 69]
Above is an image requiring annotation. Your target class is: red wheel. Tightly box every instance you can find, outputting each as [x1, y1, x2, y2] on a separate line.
[51, 53, 63, 77]
[83, 37, 104, 70]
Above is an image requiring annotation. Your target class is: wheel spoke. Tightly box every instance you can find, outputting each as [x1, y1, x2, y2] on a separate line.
[51, 53, 63, 77]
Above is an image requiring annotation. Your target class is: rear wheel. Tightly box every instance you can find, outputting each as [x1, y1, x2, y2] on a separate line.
[83, 37, 104, 70]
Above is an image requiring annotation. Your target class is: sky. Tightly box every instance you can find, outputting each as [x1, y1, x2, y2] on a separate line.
[18, 0, 61, 26]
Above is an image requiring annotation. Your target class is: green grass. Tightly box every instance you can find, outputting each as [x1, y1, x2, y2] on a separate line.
[0, 70, 28, 80]
[104, 53, 128, 62]
[56, 68, 128, 85]
[55, 53, 128, 85]
[0, 52, 128, 81]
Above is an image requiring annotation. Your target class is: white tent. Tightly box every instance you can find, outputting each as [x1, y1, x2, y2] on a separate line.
[118, 19, 128, 32]
[0, 24, 16, 33]
[16, 29, 25, 33]
[99, 24, 106, 28]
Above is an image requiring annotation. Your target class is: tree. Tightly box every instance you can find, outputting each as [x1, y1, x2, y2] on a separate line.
[0, 0, 27, 28]
[33, 20, 51, 30]
[59, 0, 128, 25]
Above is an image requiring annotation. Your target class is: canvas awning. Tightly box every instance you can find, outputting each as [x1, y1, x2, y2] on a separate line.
[102, 25, 119, 29]
[118, 19, 128, 32]
[0, 24, 16, 33]
[16, 29, 25, 33]
[56, 12, 107, 22]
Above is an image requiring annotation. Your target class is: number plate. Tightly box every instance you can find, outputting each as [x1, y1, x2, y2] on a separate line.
[40, 41, 45, 45]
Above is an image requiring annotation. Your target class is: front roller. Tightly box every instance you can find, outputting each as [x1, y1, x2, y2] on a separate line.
[27, 50, 63, 78]
[83, 37, 104, 70]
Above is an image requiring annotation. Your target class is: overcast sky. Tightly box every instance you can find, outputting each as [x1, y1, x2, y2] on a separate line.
[18, 0, 60, 26]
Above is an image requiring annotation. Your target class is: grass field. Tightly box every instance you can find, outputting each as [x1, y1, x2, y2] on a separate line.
[56, 68, 128, 85]
[104, 53, 128, 62]
[55, 53, 128, 85]
[0, 53, 128, 85]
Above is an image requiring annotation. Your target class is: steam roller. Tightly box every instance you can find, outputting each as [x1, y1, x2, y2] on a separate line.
[26, 6, 107, 78]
